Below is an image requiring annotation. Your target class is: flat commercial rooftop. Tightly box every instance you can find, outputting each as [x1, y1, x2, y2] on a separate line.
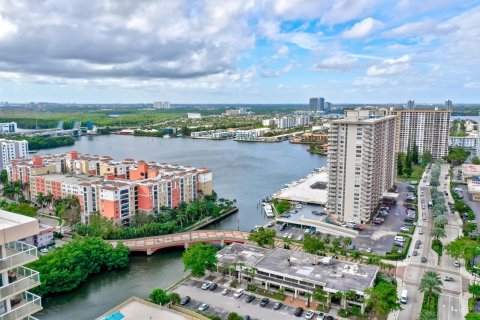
[217, 243, 378, 293]
[274, 169, 328, 205]
[0, 210, 39, 245]
[97, 297, 199, 320]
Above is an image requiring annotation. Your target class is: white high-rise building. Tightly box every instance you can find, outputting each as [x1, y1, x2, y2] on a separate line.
[0, 139, 28, 171]
[386, 108, 451, 159]
[153, 101, 171, 109]
[0, 122, 17, 134]
[327, 110, 397, 223]
[0, 210, 43, 319]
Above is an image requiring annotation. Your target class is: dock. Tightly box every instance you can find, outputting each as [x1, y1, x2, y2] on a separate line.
[273, 167, 328, 205]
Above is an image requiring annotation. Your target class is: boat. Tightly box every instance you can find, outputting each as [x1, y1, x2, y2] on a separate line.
[28, 150, 38, 154]
[295, 204, 302, 209]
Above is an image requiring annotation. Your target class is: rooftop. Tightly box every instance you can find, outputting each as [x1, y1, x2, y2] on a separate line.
[274, 168, 328, 205]
[96, 297, 203, 320]
[0, 210, 40, 245]
[217, 243, 378, 294]
[39, 173, 103, 184]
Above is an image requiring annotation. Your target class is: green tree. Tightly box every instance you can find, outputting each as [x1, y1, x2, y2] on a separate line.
[421, 151, 433, 165]
[56, 196, 82, 226]
[446, 147, 470, 165]
[419, 271, 443, 307]
[0, 169, 8, 185]
[227, 312, 243, 320]
[466, 312, 480, 320]
[149, 288, 171, 305]
[169, 292, 181, 305]
[343, 237, 353, 249]
[433, 215, 448, 228]
[313, 288, 328, 307]
[397, 153, 405, 176]
[404, 152, 413, 177]
[430, 227, 446, 241]
[248, 227, 276, 247]
[445, 237, 480, 264]
[332, 237, 342, 250]
[420, 310, 437, 320]
[28, 237, 129, 296]
[365, 280, 402, 316]
[303, 234, 325, 254]
[412, 144, 419, 165]
[473, 157, 480, 165]
[468, 283, 480, 298]
[35, 192, 45, 208]
[182, 243, 218, 277]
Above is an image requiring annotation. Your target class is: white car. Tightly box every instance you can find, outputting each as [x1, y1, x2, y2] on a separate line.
[400, 227, 410, 232]
[201, 282, 212, 290]
[39, 248, 49, 254]
[221, 288, 230, 295]
[316, 313, 325, 320]
[305, 310, 315, 319]
[454, 261, 460, 267]
[443, 276, 454, 282]
[233, 288, 244, 299]
[198, 303, 209, 311]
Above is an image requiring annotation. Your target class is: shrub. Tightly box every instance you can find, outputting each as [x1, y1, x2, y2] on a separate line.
[338, 309, 350, 317]
[350, 306, 362, 316]
[169, 292, 181, 305]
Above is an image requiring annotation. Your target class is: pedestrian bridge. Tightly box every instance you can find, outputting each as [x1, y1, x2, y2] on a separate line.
[108, 230, 250, 255]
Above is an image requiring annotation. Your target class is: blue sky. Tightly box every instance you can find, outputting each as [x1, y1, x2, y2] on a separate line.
[0, 0, 479, 104]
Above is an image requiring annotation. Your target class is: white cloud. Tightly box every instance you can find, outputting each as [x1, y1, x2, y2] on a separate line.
[366, 54, 411, 76]
[276, 45, 289, 56]
[464, 81, 480, 89]
[0, 16, 17, 39]
[342, 17, 383, 39]
[314, 53, 358, 70]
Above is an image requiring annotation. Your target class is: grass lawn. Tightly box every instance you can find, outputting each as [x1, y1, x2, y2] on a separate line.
[397, 164, 426, 183]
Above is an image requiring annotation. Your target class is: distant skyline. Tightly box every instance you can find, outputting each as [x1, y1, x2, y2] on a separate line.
[0, 1, 479, 103]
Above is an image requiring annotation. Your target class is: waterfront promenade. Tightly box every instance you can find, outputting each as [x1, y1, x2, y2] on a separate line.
[109, 230, 250, 255]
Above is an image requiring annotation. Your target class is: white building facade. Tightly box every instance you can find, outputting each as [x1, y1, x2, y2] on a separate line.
[0, 122, 17, 134]
[0, 139, 28, 171]
[327, 110, 397, 223]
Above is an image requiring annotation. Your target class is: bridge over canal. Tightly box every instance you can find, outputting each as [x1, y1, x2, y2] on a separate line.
[108, 230, 250, 255]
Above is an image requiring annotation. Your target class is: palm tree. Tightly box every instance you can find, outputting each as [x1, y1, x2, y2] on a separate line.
[245, 267, 257, 283]
[343, 237, 352, 249]
[313, 288, 328, 307]
[345, 290, 357, 302]
[35, 192, 45, 208]
[434, 215, 448, 228]
[430, 227, 446, 241]
[44, 192, 54, 209]
[420, 310, 437, 320]
[419, 271, 443, 307]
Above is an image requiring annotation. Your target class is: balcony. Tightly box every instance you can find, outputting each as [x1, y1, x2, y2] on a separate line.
[0, 242, 38, 274]
[0, 291, 42, 320]
[0, 266, 41, 301]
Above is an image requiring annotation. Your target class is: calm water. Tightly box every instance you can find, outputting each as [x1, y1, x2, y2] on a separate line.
[37, 135, 326, 319]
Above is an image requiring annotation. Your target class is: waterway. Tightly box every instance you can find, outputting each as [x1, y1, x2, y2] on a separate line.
[36, 135, 326, 319]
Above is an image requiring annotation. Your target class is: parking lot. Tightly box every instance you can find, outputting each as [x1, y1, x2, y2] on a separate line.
[173, 278, 327, 320]
[267, 182, 417, 255]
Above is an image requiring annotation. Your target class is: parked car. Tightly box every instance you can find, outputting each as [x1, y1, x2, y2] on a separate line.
[366, 248, 372, 253]
[260, 298, 269, 307]
[180, 296, 191, 306]
[209, 283, 218, 291]
[266, 221, 274, 227]
[280, 223, 287, 231]
[233, 289, 244, 298]
[281, 213, 291, 218]
[400, 226, 411, 232]
[348, 244, 356, 251]
[221, 288, 230, 295]
[294, 307, 304, 317]
[201, 282, 212, 290]
[412, 250, 418, 256]
[243, 316, 250, 320]
[316, 313, 325, 320]
[297, 235, 304, 241]
[454, 261, 460, 267]
[305, 310, 315, 319]
[246, 294, 255, 303]
[39, 248, 49, 254]
[421, 256, 427, 263]
[273, 302, 283, 310]
[325, 316, 334, 320]
[443, 276, 454, 282]
[198, 303, 209, 311]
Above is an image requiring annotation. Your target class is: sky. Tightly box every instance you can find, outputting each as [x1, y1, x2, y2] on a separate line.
[0, 0, 479, 104]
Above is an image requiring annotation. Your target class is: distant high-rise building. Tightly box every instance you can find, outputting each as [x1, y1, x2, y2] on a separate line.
[319, 97, 325, 111]
[407, 99, 415, 110]
[386, 108, 451, 159]
[0, 138, 28, 170]
[309, 98, 319, 112]
[327, 109, 397, 223]
[445, 99, 453, 110]
[154, 101, 171, 109]
[325, 102, 332, 113]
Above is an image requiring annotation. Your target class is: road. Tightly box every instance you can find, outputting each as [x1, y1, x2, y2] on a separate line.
[396, 164, 465, 320]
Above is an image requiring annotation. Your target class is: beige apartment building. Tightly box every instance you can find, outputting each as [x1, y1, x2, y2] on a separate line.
[386, 108, 451, 159]
[327, 110, 397, 223]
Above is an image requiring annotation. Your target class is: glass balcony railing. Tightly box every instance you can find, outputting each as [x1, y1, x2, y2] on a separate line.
[0, 291, 42, 320]
[0, 266, 41, 300]
[0, 242, 38, 273]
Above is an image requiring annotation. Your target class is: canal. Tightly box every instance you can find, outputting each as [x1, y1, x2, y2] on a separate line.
[36, 135, 326, 319]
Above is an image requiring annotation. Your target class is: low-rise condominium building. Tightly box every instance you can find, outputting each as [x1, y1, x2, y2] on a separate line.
[6, 151, 213, 225]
